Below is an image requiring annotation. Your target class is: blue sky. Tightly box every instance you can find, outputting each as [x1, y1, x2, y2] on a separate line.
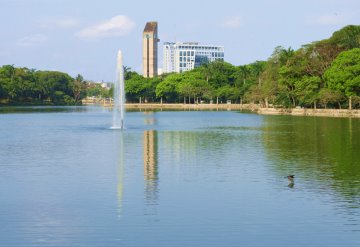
[0, 0, 359, 82]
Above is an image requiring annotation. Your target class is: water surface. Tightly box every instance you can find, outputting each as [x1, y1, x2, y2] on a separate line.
[0, 106, 359, 246]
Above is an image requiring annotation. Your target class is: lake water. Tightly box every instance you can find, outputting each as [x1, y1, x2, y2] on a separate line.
[0, 106, 359, 247]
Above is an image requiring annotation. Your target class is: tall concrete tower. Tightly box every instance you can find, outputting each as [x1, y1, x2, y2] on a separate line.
[142, 22, 159, 78]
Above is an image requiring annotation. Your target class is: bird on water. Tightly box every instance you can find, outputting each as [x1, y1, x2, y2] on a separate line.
[286, 175, 295, 188]
[286, 175, 295, 182]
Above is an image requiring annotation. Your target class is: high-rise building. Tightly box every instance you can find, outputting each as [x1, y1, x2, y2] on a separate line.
[163, 42, 224, 73]
[142, 22, 159, 78]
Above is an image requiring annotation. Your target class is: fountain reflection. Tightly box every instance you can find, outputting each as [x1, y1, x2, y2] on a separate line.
[116, 131, 125, 218]
[143, 130, 159, 205]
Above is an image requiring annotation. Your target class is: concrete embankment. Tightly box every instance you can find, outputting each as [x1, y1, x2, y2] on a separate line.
[86, 101, 360, 118]
[256, 107, 360, 118]
[126, 104, 360, 118]
[125, 103, 258, 111]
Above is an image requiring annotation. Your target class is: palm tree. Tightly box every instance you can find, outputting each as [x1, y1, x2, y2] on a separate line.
[123, 66, 132, 80]
[238, 65, 249, 86]
[279, 47, 294, 66]
[73, 74, 86, 103]
[198, 63, 210, 82]
[250, 61, 266, 86]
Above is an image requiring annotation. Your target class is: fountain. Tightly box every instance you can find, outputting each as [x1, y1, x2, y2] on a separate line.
[112, 50, 125, 129]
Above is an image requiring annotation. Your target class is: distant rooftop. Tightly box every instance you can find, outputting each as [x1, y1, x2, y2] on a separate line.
[143, 22, 158, 33]
[163, 41, 224, 49]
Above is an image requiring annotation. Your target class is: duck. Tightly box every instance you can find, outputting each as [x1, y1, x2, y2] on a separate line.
[286, 175, 295, 188]
[286, 175, 295, 182]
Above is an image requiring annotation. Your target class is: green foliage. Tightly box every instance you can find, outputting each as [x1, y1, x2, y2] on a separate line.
[241, 26, 360, 108]
[328, 25, 360, 49]
[34, 70, 75, 104]
[294, 76, 321, 106]
[318, 88, 344, 108]
[124, 72, 159, 103]
[324, 48, 360, 98]
[86, 83, 106, 97]
[0, 65, 87, 105]
[155, 73, 182, 102]
[216, 85, 236, 101]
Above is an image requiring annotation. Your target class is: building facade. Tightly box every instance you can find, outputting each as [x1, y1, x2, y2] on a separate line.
[142, 22, 159, 78]
[163, 42, 224, 73]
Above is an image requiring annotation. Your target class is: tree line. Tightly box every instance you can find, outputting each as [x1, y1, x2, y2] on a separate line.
[1, 25, 359, 108]
[0, 66, 112, 105]
[126, 25, 360, 109]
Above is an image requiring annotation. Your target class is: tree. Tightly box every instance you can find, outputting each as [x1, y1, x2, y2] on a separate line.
[245, 84, 264, 105]
[278, 44, 332, 108]
[125, 72, 147, 102]
[35, 70, 75, 104]
[324, 48, 360, 109]
[123, 66, 133, 80]
[0, 65, 16, 100]
[144, 77, 160, 102]
[180, 71, 210, 103]
[237, 65, 250, 86]
[328, 25, 360, 49]
[197, 61, 237, 88]
[177, 81, 195, 103]
[71, 74, 86, 104]
[259, 69, 278, 108]
[125, 72, 158, 103]
[294, 76, 321, 108]
[86, 83, 108, 98]
[155, 73, 182, 102]
[318, 88, 344, 109]
[249, 61, 267, 86]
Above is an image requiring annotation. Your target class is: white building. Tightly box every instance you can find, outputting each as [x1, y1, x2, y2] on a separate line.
[163, 42, 224, 73]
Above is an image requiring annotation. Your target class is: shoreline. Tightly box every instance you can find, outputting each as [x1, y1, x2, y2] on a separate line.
[1, 102, 359, 118]
[108, 103, 360, 118]
[256, 107, 360, 118]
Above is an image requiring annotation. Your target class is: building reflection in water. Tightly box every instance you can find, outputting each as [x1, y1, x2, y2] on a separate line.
[143, 130, 159, 205]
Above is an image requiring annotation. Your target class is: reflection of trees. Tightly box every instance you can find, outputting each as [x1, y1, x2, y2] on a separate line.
[161, 128, 262, 170]
[263, 116, 360, 209]
[144, 130, 158, 204]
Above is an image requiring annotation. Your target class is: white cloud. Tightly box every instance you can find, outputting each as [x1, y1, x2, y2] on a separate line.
[221, 16, 243, 29]
[17, 34, 49, 47]
[310, 14, 344, 25]
[76, 15, 135, 39]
